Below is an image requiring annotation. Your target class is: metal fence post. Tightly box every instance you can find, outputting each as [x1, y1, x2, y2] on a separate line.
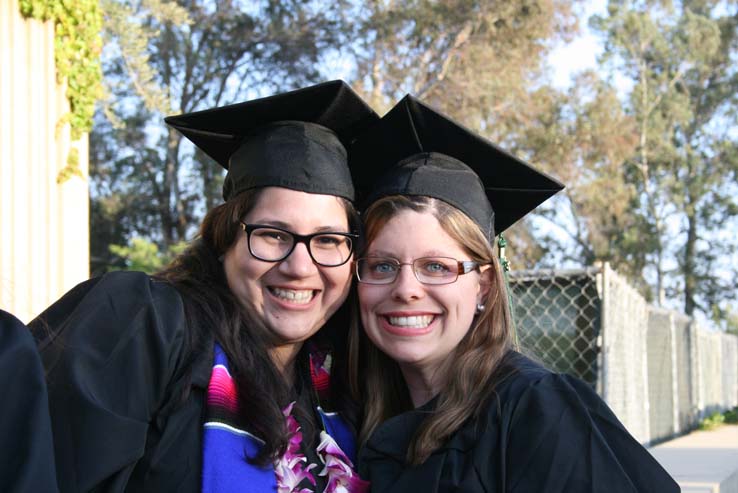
[507, 263, 735, 444]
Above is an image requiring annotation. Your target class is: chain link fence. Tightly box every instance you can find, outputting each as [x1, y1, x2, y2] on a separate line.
[509, 262, 738, 445]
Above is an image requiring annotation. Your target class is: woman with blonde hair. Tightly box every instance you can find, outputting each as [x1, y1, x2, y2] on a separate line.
[348, 95, 679, 492]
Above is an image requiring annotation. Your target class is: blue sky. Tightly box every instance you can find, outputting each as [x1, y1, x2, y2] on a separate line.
[549, 0, 607, 89]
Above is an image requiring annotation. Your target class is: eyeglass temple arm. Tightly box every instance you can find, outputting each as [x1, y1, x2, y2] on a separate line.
[458, 261, 479, 274]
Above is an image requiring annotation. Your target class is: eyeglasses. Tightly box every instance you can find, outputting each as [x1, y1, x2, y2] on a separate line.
[355, 256, 480, 285]
[240, 223, 358, 267]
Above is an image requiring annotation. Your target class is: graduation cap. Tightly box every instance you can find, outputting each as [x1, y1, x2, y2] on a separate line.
[165, 80, 379, 202]
[350, 95, 564, 240]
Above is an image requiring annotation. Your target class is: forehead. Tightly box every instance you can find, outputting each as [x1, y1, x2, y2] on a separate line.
[366, 210, 467, 258]
[245, 186, 349, 231]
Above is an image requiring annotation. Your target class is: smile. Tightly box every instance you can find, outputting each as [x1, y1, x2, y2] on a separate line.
[379, 312, 439, 336]
[386, 315, 434, 328]
[268, 287, 315, 305]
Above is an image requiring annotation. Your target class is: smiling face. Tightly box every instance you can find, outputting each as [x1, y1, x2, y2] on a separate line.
[223, 187, 353, 363]
[358, 209, 486, 378]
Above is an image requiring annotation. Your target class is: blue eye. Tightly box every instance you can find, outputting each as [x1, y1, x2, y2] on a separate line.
[419, 259, 451, 276]
[360, 258, 399, 279]
[372, 261, 397, 274]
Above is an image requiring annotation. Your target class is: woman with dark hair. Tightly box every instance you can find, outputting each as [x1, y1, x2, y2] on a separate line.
[348, 95, 679, 492]
[31, 81, 374, 493]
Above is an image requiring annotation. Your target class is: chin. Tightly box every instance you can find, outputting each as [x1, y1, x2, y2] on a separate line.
[269, 318, 321, 342]
[272, 327, 317, 344]
[379, 345, 430, 366]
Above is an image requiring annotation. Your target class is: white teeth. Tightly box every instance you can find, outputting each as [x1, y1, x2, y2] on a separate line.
[270, 288, 314, 304]
[387, 315, 434, 328]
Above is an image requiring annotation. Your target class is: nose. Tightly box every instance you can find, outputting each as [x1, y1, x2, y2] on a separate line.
[278, 241, 318, 277]
[390, 265, 425, 302]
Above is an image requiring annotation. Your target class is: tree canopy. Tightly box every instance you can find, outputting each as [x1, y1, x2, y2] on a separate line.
[88, 0, 737, 327]
[591, 0, 738, 320]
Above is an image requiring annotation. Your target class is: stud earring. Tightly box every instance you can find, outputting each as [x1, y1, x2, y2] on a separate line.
[476, 303, 485, 314]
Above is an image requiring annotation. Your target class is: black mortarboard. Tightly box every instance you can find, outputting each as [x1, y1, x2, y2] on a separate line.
[165, 80, 379, 202]
[351, 95, 564, 239]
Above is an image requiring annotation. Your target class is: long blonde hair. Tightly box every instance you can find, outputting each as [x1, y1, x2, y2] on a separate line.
[349, 195, 515, 464]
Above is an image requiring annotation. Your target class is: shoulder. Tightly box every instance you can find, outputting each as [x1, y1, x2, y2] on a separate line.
[0, 310, 59, 492]
[489, 358, 679, 491]
[34, 271, 185, 332]
[469, 352, 604, 458]
[502, 351, 554, 381]
[50, 270, 182, 303]
[488, 351, 556, 404]
[0, 309, 47, 382]
[99, 271, 187, 326]
[0, 309, 34, 357]
[363, 352, 555, 455]
[0, 310, 48, 385]
[31, 271, 191, 365]
[87, 270, 185, 309]
[483, 352, 600, 425]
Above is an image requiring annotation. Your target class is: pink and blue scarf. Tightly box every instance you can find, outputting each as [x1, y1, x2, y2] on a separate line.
[201, 343, 368, 493]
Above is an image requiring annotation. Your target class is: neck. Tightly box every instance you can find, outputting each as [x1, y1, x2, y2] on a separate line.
[399, 362, 443, 408]
[269, 342, 303, 386]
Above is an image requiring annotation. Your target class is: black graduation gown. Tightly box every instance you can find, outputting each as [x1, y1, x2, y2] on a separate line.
[358, 353, 680, 493]
[30, 272, 212, 493]
[0, 309, 59, 493]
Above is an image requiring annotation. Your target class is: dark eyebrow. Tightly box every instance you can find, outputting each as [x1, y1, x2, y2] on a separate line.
[249, 220, 349, 234]
[313, 225, 351, 233]
[250, 220, 291, 229]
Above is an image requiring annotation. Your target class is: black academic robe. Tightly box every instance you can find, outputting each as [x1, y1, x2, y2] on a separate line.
[358, 353, 680, 493]
[30, 272, 212, 493]
[0, 309, 59, 493]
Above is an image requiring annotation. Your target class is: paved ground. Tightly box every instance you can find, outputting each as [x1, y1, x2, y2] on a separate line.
[649, 425, 738, 493]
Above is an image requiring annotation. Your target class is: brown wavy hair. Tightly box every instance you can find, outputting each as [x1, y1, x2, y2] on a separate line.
[157, 188, 359, 465]
[349, 195, 514, 465]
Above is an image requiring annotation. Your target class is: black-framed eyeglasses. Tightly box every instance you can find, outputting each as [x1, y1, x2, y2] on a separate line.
[355, 256, 480, 285]
[240, 222, 358, 267]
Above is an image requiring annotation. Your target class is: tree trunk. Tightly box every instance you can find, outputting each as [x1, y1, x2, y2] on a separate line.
[683, 157, 698, 315]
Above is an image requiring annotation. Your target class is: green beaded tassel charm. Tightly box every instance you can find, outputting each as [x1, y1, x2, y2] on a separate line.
[497, 234, 518, 348]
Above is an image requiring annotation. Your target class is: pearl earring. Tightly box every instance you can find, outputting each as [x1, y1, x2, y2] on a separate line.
[476, 303, 485, 314]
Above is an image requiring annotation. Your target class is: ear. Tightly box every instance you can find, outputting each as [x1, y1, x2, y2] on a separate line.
[476, 265, 493, 303]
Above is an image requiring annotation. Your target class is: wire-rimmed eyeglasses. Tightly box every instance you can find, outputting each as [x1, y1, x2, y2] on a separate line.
[240, 222, 358, 267]
[355, 256, 480, 285]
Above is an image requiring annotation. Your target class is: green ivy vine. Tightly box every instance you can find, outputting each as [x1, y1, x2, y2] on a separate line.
[19, 0, 103, 182]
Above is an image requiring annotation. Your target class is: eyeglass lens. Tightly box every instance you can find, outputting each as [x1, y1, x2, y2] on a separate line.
[356, 257, 462, 285]
[249, 227, 353, 266]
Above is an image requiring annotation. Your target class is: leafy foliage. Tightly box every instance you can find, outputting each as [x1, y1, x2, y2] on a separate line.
[591, 0, 738, 319]
[90, 0, 347, 272]
[697, 406, 738, 430]
[56, 148, 84, 184]
[345, 0, 581, 266]
[19, 0, 104, 185]
[85, 0, 737, 329]
[698, 411, 725, 430]
[19, 0, 103, 139]
[109, 237, 187, 273]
